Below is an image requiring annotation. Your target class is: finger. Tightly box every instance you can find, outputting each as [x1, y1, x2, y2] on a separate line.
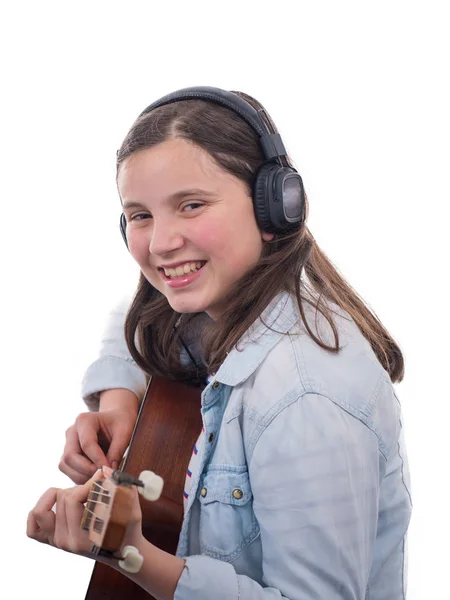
[52, 472, 103, 551]
[77, 417, 110, 469]
[128, 484, 143, 523]
[62, 427, 98, 478]
[58, 461, 91, 485]
[53, 484, 87, 552]
[27, 511, 51, 544]
[64, 488, 97, 554]
[106, 426, 131, 468]
[68, 468, 104, 503]
[27, 487, 59, 544]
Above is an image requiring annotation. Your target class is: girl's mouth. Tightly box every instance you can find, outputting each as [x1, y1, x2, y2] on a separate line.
[158, 261, 207, 288]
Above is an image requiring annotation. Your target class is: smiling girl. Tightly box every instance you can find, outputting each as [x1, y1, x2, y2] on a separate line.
[28, 87, 412, 600]
[120, 135, 274, 318]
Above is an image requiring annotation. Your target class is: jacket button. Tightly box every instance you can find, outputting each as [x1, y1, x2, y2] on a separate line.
[212, 381, 220, 389]
[208, 432, 215, 443]
[232, 488, 243, 500]
[200, 487, 207, 497]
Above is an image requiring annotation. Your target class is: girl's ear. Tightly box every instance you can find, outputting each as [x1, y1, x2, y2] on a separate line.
[262, 231, 275, 242]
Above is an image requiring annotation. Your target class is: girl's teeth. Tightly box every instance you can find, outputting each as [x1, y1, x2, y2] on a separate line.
[164, 262, 203, 278]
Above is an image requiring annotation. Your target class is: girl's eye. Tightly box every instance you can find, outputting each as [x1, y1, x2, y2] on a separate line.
[183, 202, 203, 212]
[130, 213, 152, 221]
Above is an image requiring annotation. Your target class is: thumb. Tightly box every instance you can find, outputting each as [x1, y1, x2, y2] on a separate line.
[106, 426, 131, 470]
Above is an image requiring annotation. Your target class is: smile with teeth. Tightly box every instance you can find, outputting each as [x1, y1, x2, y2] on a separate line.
[160, 261, 206, 279]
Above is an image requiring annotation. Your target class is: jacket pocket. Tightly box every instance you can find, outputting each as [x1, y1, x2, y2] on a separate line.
[198, 468, 260, 561]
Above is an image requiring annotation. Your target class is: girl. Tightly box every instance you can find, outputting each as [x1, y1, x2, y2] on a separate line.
[28, 87, 412, 599]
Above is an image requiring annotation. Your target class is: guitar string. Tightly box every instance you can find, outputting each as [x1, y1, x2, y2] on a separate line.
[87, 489, 111, 499]
[92, 482, 110, 492]
[84, 506, 105, 515]
[84, 499, 110, 507]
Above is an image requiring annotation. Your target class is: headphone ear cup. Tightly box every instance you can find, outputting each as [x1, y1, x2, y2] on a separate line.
[120, 213, 128, 249]
[253, 163, 275, 232]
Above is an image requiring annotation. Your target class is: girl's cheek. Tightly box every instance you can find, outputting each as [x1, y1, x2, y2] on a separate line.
[128, 235, 148, 262]
[195, 221, 224, 249]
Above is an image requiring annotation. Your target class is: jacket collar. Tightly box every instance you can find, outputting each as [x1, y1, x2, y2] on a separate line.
[214, 291, 300, 387]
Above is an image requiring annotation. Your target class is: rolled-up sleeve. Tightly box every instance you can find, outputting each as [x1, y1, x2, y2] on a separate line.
[81, 297, 147, 411]
[175, 392, 381, 599]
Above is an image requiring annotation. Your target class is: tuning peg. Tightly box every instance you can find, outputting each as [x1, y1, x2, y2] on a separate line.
[138, 470, 164, 501]
[118, 545, 144, 573]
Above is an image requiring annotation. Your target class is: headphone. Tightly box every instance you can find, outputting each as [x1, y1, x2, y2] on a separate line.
[119, 86, 305, 248]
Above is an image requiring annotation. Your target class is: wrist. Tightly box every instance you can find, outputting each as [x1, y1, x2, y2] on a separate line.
[99, 388, 140, 415]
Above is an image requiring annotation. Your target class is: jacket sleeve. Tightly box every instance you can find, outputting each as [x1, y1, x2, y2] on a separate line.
[174, 392, 382, 600]
[81, 296, 147, 411]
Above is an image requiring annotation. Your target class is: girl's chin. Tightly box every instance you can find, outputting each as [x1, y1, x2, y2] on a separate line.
[166, 297, 209, 315]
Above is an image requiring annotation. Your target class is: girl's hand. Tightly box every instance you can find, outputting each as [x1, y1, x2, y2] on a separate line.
[59, 407, 137, 484]
[26, 467, 144, 561]
[27, 471, 99, 556]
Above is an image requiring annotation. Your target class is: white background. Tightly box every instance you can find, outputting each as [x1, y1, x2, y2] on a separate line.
[1, 1, 448, 598]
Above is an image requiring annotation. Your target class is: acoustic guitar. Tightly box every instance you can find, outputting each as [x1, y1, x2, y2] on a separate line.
[84, 375, 202, 600]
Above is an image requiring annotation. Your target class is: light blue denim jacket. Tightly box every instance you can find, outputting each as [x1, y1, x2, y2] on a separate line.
[82, 293, 412, 600]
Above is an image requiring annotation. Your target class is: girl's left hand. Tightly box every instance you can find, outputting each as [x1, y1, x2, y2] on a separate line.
[26, 467, 144, 560]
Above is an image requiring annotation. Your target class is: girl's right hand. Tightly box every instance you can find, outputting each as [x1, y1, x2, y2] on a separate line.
[59, 407, 137, 484]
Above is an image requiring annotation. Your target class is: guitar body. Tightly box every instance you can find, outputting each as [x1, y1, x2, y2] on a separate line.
[85, 376, 202, 600]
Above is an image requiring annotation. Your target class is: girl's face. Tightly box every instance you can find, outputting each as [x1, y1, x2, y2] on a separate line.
[118, 138, 273, 320]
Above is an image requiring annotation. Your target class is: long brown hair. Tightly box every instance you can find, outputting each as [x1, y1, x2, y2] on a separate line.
[118, 93, 404, 384]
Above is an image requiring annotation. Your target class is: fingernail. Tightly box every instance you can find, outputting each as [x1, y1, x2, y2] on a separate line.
[102, 465, 114, 477]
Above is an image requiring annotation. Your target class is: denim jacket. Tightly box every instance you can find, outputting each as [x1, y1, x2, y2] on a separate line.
[81, 293, 412, 600]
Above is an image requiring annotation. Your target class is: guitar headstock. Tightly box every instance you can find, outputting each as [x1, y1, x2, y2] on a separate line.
[81, 468, 163, 573]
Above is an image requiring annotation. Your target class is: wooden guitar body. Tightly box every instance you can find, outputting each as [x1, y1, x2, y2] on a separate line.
[85, 376, 202, 600]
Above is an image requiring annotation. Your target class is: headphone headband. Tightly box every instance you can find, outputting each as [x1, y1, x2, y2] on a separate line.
[138, 86, 288, 162]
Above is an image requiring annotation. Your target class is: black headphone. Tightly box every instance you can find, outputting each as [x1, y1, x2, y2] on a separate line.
[119, 86, 305, 247]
